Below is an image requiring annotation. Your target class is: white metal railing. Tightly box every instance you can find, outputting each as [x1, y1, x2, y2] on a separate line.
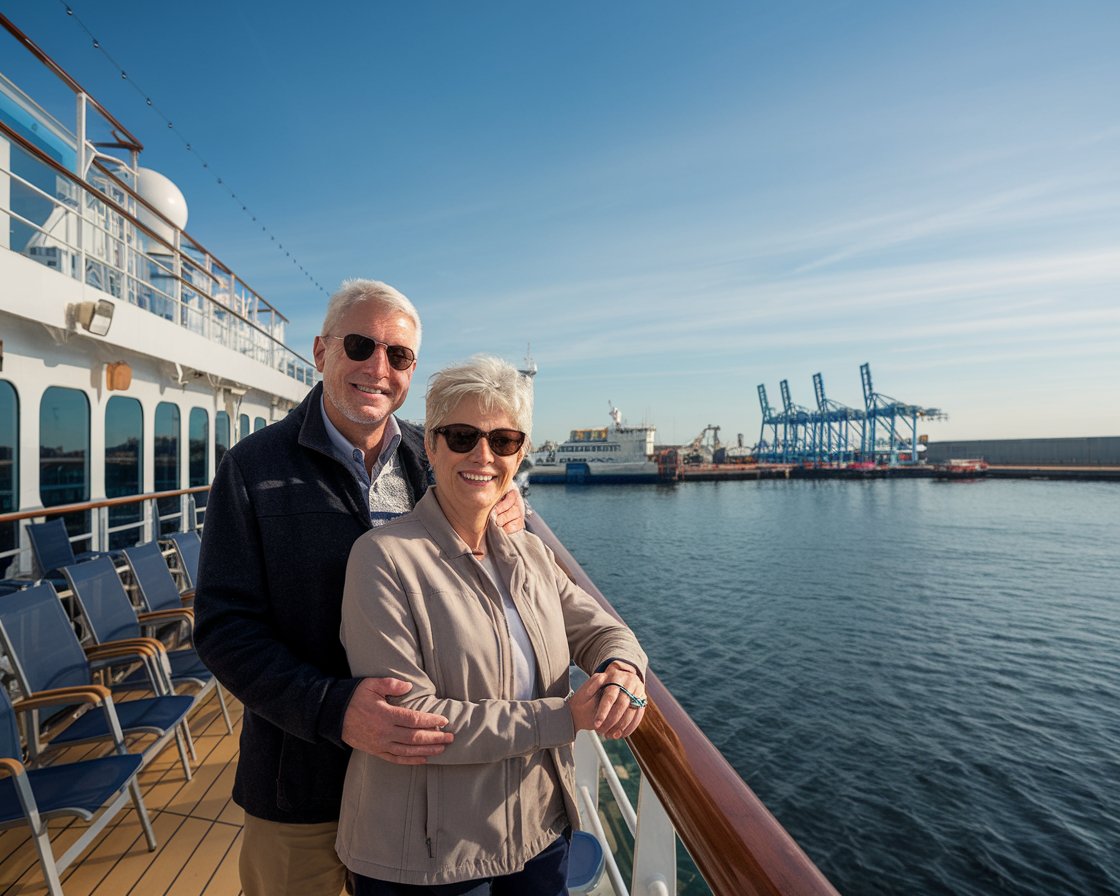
[575, 729, 682, 896]
[0, 118, 317, 387]
[0, 492, 204, 582]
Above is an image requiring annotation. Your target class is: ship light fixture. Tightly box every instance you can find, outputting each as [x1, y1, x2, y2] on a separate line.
[75, 299, 115, 336]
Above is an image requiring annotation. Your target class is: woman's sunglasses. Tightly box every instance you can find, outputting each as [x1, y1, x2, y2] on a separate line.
[434, 424, 526, 457]
[323, 334, 416, 370]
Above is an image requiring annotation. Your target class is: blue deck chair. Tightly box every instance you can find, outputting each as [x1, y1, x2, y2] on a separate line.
[123, 542, 195, 623]
[64, 556, 232, 734]
[26, 518, 122, 581]
[0, 686, 157, 896]
[166, 531, 201, 594]
[0, 582, 194, 781]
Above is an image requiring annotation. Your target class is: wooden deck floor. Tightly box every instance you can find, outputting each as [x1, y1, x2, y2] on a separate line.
[0, 690, 252, 896]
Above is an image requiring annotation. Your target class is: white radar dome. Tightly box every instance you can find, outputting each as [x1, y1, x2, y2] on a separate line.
[136, 167, 188, 245]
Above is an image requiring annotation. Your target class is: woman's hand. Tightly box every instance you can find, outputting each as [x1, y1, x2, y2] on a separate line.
[492, 487, 527, 533]
[568, 664, 647, 739]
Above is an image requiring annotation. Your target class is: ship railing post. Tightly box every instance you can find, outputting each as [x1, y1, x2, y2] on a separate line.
[75, 93, 87, 177]
[576, 730, 635, 896]
[74, 181, 84, 286]
[144, 498, 156, 543]
[574, 730, 602, 818]
[75, 94, 89, 286]
[172, 229, 184, 327]
[16, 523, 32, 579]
[0, 134, 9, 250]
[632, 776, 676, 896]
[95, 504, 109, 554]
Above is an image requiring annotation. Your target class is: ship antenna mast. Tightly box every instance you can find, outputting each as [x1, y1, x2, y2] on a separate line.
[519, 344, 537, 380]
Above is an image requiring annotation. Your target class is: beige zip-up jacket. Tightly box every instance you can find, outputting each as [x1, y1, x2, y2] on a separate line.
[336, 488, 647, 885]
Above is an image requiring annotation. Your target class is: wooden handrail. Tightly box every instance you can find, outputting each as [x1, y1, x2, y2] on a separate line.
[528, 512, 840, 896]
[0, 486, 209, 525]
[0, 12, 143, 152]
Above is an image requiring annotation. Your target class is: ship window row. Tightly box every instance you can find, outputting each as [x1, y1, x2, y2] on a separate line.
[563, 445, 620, 453]
[0, 380, 267, 557]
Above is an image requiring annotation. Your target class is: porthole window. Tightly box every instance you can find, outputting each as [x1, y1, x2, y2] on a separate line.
[155, 402, 181, 534]
[40, 386, 90, 548]
[0, 381, 18, 564]
[105, 396, 143, 548]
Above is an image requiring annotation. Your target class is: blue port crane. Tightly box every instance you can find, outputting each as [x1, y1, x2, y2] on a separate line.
[756, 384, 782, 462]
[757, 365, 944, 467]
[779, 379, 814, 463]
[812, 372, 866, 465]
[859, 362, 946, 465]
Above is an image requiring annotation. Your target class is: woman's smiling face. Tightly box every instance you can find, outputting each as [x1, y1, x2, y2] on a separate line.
[429, 394, 525, 526]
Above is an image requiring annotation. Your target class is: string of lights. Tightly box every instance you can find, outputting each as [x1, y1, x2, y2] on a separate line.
[59, 1, 328, 297]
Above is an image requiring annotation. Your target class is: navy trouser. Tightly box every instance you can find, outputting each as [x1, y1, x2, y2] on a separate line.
[350, 830, 571, 896]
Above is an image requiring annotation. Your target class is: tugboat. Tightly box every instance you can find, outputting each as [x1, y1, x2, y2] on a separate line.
[933, 458, 990, 480]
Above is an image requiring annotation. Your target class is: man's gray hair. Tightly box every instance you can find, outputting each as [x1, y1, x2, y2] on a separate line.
[425, 355, 533, 450]
[321, 279, 422, 351]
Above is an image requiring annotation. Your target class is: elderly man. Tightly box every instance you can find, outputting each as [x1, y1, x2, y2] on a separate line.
[194, 279, 522, 896]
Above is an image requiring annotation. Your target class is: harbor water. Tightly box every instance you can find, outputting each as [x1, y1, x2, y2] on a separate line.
[527, 478, 1120, 896]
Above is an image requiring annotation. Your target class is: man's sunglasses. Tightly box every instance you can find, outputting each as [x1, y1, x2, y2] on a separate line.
[323, 334, 416, 370]
[434, 424, 527, 457]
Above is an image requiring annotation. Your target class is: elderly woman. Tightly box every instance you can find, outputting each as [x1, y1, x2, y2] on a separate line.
[337, 355, 647, 895]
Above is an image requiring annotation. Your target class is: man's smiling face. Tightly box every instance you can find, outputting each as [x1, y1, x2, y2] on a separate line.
[313, 301, 418, 447]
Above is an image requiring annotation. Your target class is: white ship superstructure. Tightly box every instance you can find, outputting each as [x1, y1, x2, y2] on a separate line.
[1, 17, 315, 571]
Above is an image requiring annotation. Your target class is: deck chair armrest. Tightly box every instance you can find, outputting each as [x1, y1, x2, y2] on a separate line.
[86, 641, 160, 662]
[86, 640, 174, 690]
[15, 686, 131, 752]
[13, 684, 112, 712]
[137, 610, 193, 646]
[86, 637, 168, 659]
[180, 588, 195, 603]
[138, 608, 194, 625]
[0, 756, 27, 778]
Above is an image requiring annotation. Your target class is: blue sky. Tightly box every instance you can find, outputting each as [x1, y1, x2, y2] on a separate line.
[5, 0, 1118, 445]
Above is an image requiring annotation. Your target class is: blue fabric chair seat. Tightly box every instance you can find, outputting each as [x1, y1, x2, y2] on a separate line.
[0, 683, 158, 895]
[123, 542, 193, 611]
[63, 555, 232, 735]
[117, 649, 211, 690]
[166, 532, 201, 590]
[48, 694, 193, 747]
[0, 753, 143, 821]
[26, 519, 123, 580]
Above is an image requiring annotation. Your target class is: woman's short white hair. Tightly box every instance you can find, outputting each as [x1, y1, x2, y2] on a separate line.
[321, 279, 422, 351]
[425, 355, 533, 451]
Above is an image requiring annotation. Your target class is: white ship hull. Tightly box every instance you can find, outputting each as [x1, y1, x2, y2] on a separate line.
[528, 459, 660, 484]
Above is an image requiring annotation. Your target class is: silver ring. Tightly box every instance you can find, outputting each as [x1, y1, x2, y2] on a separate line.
[601, 682, 647, 709]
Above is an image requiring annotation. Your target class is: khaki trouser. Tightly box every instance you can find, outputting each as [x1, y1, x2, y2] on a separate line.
[240, 814, 347, 896]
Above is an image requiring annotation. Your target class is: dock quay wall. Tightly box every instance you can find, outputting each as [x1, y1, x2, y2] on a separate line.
[925, 436, 1120, 467]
